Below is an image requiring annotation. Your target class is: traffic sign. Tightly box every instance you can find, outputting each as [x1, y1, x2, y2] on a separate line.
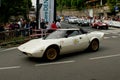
[115, 6, 119, 12]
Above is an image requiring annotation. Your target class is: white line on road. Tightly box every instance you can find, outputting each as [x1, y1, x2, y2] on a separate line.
[111, 36, 118, 38]
[0, 66, 21, 70]
[0, 47, 17, 52]
[104, 37, 110, 39]
[35, 60, 75, 66]
[90, 54, 120, 60]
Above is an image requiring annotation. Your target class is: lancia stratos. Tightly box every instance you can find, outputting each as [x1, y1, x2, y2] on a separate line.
[18, 28, 104, 61]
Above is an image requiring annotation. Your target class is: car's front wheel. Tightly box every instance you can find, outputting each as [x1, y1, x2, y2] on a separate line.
[89, 39, 99, 51]
[43, 47, 58, 61]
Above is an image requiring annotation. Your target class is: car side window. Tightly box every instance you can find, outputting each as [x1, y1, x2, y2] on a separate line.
[68, 30, 79, 37]
[79, 28, 87, 34]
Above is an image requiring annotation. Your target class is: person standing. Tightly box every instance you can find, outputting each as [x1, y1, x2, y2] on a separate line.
[45, 22, 50, 29]
[51, 21, 57, 29]
[40, 19, 45, 29]
[56, 19, 61, 28]
[0, 24, 5, 32]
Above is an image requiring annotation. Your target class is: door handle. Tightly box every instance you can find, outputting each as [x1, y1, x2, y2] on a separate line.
[79, 37, 82, 39]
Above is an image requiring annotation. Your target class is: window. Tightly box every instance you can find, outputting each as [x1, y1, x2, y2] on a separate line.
[67, 30, 79, 37]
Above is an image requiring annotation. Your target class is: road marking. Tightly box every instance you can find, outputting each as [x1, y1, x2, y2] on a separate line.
[0, 47, 17, 52]
[111, 36, 118, 38]
[104, 32, 110, 34]
[35, 60, 75, 66]
[0, 66, 21, 70]
[104, 37, 110, 39]
[90, 54, 120, 60]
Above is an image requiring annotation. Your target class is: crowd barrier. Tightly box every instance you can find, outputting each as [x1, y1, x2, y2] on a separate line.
[0, 28, 56, 45]
[104, 20, 120, 28]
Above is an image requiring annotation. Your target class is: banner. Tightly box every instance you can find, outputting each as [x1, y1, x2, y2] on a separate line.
[104, 20, 120, 28]
[40, 0, 54, 23]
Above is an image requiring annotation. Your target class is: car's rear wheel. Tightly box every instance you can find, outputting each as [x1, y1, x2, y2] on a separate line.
[44, 47, 58, 61]
[89, 39, 99, 51]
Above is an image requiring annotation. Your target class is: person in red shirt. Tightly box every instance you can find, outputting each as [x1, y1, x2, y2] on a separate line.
[51, 21, 57, 30]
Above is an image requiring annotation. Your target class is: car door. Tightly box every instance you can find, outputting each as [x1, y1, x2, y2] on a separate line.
[74, 34, 90, 51]
[60, 36, 79, 54]
[60, 30, 89, 54]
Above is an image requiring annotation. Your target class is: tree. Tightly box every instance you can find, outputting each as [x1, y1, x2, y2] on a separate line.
[0, 0, 32, 23]
[56, 0, 86, 15]
[56, 0, 66, 15]
[107, 0, 120, 14]
[56, 0, 86, 11]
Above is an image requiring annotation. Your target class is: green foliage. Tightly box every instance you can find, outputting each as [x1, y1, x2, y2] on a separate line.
[56, 0, 85, 10]
[0, 0, 32, 23]
[56, 0, 119, 14]
[107, 0, 119, 12]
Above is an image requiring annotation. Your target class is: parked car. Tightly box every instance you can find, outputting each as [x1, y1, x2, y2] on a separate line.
[91, 20, 109, 29]
[77, 19, 90, 26]
[67, 17, 78, 24]
[18, 28, 104, 61]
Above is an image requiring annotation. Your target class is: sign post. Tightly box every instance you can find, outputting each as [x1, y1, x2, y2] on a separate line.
[115, 6, 119, 12]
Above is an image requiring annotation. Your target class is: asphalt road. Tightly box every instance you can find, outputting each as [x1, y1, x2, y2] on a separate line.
[0, 23, 120, 80]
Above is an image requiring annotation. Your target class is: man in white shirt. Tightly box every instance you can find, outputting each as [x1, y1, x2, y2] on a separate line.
[56, 19, 61, 28]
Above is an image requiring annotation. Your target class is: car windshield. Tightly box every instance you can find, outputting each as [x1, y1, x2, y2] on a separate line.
[44, 30, 66, 39]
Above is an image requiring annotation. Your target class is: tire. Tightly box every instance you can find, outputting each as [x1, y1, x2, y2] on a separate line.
[89, 39, 99, 51]
[43, 47, 58, 61]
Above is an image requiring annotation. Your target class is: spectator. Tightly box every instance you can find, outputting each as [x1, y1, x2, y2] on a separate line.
[45, 22, 50, 29]
[0, 24, 5, 32]
[18, 20, 22, 28]
[4, 22, 10, 31]
[51, 21, 57, 29]
[30, 20, 36, 29]
[56, 19, 61, 28]
[9, 23, 15, 30]
[40, 19, 45, 29]
[14, 22, 20, 30]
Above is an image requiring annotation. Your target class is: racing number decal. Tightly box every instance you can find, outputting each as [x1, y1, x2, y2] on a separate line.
[73, 39, 79, 45]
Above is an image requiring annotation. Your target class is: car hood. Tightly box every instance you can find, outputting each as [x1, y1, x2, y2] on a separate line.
[18, 38, 59, 53]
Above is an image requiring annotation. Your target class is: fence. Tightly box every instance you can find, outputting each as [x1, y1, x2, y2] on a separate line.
[0, 29, 30, 46]
[0, 28, 56, 46]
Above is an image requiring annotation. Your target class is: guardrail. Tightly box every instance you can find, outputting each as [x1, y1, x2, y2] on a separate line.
[0, 28, 56, 47]
[0, 29, 30, 47]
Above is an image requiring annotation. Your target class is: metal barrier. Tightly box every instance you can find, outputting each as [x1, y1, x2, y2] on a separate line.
[0, 29, 30, 45]
[30, 28, 56, 38]
[0, 28, 56, 46]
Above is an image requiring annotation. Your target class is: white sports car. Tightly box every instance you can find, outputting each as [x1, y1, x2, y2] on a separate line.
[18, 28, 104, 61]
